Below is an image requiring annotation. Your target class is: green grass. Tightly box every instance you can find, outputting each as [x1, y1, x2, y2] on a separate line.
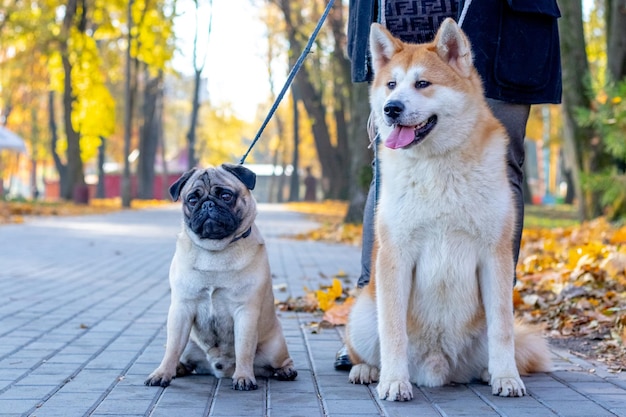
[523, 204, 580, 229]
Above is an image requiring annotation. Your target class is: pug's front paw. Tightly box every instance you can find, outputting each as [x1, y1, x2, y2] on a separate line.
[274, 364, 297, 381]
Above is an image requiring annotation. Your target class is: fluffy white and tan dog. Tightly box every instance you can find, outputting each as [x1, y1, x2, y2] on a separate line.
[345, 19, 551, 402]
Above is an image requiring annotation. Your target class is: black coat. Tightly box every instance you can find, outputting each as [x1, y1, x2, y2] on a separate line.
[347, 0, 562, 105]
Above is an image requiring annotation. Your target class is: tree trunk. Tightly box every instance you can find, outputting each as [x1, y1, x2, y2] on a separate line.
[328, 0, 351, 200]
[59, 0, 85, 201]
[606, 0, 626, 81]
[49, 91, 66, 199]
[289, 87, 300, 201]
[558, 0, 596, 219]
[121, 0, 134, 208]
[96, 137, 106, 198]
[61, 53, 85, 200]
[186, 0, 212, 170]
[269, 112, 287, 203]
[276, 0, 349, 200]
[187, 69, 201, 169]
[137, 71, 162, 199]
[344, 82, 373, 223]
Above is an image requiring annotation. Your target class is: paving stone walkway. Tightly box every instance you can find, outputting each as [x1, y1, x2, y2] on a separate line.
[0, 203, 625, 417]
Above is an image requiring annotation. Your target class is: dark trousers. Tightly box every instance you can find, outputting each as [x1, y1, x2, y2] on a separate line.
[356, 99, 531, 287]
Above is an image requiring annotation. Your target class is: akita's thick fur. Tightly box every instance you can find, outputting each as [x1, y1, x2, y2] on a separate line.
[345, 19, 551, 402]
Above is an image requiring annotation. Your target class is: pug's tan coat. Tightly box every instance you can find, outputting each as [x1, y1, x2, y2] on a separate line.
[145, 165, 296, 391]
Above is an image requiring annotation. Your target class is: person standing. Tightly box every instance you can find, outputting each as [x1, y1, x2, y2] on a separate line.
[335, 0, 562, 370]
[303, 166, 318, 202]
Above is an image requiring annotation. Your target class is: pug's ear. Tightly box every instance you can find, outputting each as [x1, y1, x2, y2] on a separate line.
[169, 168, 197, 201]
[222, 163, 256, 190]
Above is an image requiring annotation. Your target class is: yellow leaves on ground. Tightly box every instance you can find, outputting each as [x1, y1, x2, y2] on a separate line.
[0, 199, 171, 224]
[516, 217, 626, 371]
[315, 278, 343, 311]
[277, 273, 356, 327]
[286, 200, 349, 219]
[288, 201, 362, 245]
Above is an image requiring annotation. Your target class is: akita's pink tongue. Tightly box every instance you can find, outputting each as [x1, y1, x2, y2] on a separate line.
[384, 126, 415, 149]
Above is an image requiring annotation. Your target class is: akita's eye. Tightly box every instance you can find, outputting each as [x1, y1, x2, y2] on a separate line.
[415, 80, 431, 89]
[387, 81, 396, 90]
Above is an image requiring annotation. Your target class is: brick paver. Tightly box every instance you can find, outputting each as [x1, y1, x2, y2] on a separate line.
[0, 204, 624, 417]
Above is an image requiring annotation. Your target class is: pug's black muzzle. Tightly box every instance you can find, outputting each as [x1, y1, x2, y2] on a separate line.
[186, 197, 240, 240]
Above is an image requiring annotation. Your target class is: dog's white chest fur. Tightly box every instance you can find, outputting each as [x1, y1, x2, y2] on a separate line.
[377, 138, 512, 329]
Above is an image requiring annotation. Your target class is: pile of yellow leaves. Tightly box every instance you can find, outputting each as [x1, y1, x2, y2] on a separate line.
[288, 201, 363, 245]
[516, 217, 626, 372]
[276, 275, 356, 328]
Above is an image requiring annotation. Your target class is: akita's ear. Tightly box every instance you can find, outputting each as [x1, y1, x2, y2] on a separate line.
[434, 18, 473, 78]
[369, 23, 403, 73]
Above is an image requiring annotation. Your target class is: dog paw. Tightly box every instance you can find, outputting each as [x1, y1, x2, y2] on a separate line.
[176, 362, 194, 377]
[144, 368, 174, 387]
[377, 379, 413, 401]
[274, 365, 298, 381]
[232, 375, 258, 391]
[491, 376, 526, 397]
[349, 364, 379, 385]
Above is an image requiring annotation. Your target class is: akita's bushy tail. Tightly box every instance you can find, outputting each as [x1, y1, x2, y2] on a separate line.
[514, 320, 552, 374]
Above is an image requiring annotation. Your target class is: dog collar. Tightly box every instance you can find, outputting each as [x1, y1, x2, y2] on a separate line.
[231, 226, 252, 243]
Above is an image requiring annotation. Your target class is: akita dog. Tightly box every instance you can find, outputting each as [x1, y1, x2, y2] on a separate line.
[345, 18, 551, 402]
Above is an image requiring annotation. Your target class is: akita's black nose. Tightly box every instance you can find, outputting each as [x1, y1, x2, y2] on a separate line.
[384, 101, 404, 119]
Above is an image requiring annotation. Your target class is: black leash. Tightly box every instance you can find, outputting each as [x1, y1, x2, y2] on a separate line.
[239, 0, 336, 165]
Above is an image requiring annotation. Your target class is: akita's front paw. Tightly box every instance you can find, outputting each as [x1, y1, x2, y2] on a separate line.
[232, 374, 258, 391]
[349, 364, 379, 384]
[145, 367, 175, 387]
[377, 379, 413, 401]
[491, 376, 526, 397]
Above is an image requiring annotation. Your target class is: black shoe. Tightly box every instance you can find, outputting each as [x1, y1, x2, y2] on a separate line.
[334, 345, 352, 371]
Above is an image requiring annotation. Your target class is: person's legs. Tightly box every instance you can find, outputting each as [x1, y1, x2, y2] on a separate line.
[486, 99, 531, 282]
[356, 176, 376, 288]
[335, 139, 379, 370]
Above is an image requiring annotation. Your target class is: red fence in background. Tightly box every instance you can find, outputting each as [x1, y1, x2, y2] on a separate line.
[44, 173, 182, 202]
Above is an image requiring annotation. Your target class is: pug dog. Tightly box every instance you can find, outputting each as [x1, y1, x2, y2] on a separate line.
[145, 163, 297, 391]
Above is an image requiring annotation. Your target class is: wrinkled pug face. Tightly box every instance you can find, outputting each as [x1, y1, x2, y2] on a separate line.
[169, 164, 257, 241]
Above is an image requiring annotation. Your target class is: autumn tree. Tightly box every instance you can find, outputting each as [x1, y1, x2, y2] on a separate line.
[559, 0, 599, 219]
[137, 71, 164, 199]
[0, 0, 53, 196]
[606, 0, 626, 81]
[567, 0, 626, 219]
[0, 0, 117, 201]
[262, 5, 290, 202]
[185, 0, 213, 170]
[122, 0, 176, 205]
[270, 0, 351, 200]
[135, 2, 177, 200]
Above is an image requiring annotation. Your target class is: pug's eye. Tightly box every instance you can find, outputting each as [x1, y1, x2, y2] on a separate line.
[186, 193, 200, 207]
[220, 191, 234, 203]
